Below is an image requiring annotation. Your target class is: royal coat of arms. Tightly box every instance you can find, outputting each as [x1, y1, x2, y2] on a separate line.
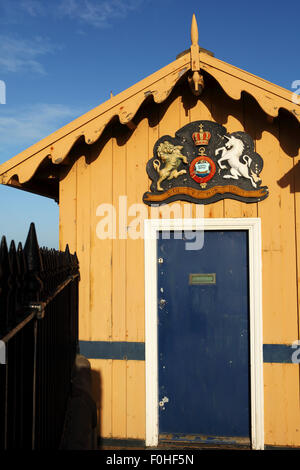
[143, 120, 268, 205]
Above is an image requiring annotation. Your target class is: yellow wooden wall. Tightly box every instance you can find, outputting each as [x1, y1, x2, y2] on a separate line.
[59, 82, 300, 447]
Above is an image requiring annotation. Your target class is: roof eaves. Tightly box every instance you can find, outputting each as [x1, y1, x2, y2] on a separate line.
[0, 50, 299, 190]
[0, 53, 191, 183]
[200, 52, 300, 119]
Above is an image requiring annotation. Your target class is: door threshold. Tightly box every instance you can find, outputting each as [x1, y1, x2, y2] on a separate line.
[156, 442, 251, 451]
[158, 433, 251, 450]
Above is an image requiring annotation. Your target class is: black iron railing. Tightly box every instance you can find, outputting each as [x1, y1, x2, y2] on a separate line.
[0, 223, 79, 449]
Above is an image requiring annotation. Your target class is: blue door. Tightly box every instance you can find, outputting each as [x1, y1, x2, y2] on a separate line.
[158, 230, 250, 446]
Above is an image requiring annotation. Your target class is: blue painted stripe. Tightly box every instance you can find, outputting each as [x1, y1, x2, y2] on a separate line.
[79, 340, 145, 360]
[79, 341, 299, 363]
[263, 344, 299, 364]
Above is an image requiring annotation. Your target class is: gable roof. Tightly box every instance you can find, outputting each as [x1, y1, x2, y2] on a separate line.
[0, 20, 299, 200]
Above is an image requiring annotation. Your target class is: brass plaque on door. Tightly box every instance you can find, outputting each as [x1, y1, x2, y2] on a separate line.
[189, 273, 216, 285]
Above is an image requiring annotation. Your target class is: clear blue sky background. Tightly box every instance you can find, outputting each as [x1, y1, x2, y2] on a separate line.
[0, 0, 299, 249]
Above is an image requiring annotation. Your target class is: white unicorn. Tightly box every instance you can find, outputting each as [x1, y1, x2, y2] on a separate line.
[215, 135, 261, 188]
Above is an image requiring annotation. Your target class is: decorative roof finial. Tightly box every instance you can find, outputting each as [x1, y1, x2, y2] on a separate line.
[191, 13, 199, 49]
[189, 14, 204, 95]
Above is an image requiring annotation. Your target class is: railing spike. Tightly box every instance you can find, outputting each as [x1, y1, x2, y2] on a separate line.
[9, 240, 21, 277]
[24, 223, 43, 273]
[1, 236, 8, 254]
[16, 242, 27, 316]
[0, 236, 12, 334]
[0, 236, 11, 273]
[9, 239, 22, 323]
[24, 223, 44, 302]
[17, 242, 27, 273]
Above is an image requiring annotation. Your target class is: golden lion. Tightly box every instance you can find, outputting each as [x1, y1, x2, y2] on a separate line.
[153, 141, 188, 191]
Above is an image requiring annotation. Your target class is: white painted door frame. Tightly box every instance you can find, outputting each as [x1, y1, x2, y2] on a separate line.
[144, 217, 264, 450]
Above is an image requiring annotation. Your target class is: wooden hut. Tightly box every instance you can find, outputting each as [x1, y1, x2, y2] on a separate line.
[1, 15, 300, 450]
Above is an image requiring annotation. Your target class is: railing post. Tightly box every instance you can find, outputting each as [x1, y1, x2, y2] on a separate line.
[9, 241, 22, 326]
[24, 223, 43, 450]
[17, 242, 27, 317]
[0, 237, 13, 336]
[0, 236, 13, 450]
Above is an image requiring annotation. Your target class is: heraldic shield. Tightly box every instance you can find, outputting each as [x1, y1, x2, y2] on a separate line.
[143, 120, 269, 206]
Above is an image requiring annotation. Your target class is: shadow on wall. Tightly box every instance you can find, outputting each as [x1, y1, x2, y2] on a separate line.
[90, 367, 102, 445]
[60, 355, 99, 450]
[277, 160, 300, 194]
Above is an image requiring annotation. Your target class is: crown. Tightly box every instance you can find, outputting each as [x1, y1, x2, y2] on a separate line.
[192, 124, 211, 146]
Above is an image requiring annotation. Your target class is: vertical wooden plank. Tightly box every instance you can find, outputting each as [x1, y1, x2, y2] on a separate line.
[90, 138, 113, 341]
[241, 95, 258, 218]
[59, 163, 77, 252]
[148, 103, 159, 220]
[76, 154, 91, 340]
[215, 90, 244, 218]
[295, 172, 300, 342]
[178, 88, 194, 219]
[256, 117, 298, 343]
[90, 359, 112, 439]
[126, 118, 149, 343]
[179, 86, 190, 129]
[278, 118, 299, 343]
[127, 361, 146, 439]
[190, 88, 223, 218]
[290, 125, 300, 411]
[264, 363, 300, 446]
[112, 360, 127, 438]
[282, 117, 300, 341]
[158, 95, 187, 220]
[112, 136, 126, 342]
[296, 180, 300, 342]
[158, 95, 181, 144]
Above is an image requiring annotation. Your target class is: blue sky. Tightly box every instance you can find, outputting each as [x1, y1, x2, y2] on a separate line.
[0, 0, 299, 249]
